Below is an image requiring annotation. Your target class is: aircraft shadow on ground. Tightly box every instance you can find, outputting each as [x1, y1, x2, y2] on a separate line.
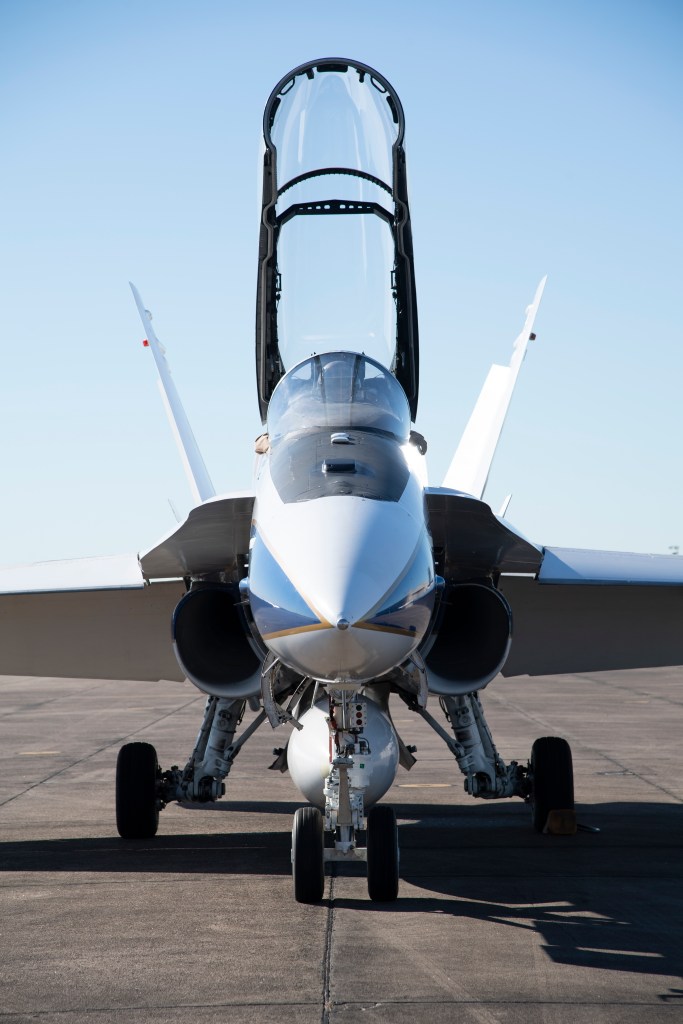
[2, 799, 681, 993]
[180, 799, 304, 814]
[335, 799, 683, 992]
[0, 831, 293, 876]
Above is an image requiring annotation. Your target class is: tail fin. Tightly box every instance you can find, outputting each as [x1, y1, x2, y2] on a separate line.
[130, 283, 216, 504]
[442, 277, 547, 499]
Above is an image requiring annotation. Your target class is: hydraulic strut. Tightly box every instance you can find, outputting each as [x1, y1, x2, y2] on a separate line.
[414, 693, 527, 799]
[159, 696, 268, 804]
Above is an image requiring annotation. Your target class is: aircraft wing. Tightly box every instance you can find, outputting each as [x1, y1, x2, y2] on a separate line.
[537, 546, 683, 585]
[0, 577, 185, 681]
[500, 545, 683, 676]
[0, 493, 254, 682]
[501, 571, 683, 676]
[0, 553, 145, 594]
[426, 488, 683, 675]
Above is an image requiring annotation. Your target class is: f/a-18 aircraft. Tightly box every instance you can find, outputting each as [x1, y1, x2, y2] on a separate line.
[2, 58, 683, 903]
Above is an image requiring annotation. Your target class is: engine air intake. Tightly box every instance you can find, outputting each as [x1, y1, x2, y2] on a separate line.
[172, 585, 261, 698]
[424, 583, 512, 695]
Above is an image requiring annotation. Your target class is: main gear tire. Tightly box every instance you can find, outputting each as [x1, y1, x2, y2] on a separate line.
[530, 736, 574, 833]
[116, 741, 160, 839]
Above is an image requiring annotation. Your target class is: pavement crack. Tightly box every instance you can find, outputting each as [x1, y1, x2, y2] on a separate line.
[0, 694, 203, 809]
[321, 866, 336, 1024]
[487, 690, 683, 802]
[570, 672, 683, 709]
[0, 680, 105, 721]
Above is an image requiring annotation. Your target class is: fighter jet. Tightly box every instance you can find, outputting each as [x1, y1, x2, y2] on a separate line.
[2, 58, 683, 903]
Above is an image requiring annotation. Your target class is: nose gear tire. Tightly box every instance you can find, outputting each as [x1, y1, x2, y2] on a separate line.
[367, 804, 399, 901]
[292, 806, 325, 904]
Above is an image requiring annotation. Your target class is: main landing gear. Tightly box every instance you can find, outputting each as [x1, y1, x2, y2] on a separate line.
[410, 691, 576, 834]
[115, 695, 269, 839]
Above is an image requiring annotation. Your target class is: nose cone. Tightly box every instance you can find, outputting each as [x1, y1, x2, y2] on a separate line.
[249, 496, 435, 682]
[285, 496, 424, 626]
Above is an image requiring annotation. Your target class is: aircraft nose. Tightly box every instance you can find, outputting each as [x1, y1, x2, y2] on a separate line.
[248, 496, 436, 682]
[290, 499, 428, 630]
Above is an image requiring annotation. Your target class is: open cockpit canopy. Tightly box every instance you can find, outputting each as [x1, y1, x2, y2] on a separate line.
[256, 59, 419, 423]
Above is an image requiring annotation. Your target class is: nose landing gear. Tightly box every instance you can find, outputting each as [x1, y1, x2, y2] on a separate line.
[290, 801, 400, 904]
[291, 689, 401, 904]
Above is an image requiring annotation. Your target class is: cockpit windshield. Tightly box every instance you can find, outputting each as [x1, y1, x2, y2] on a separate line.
[256, 59, 419, 424]
[267, 351, 411, 442]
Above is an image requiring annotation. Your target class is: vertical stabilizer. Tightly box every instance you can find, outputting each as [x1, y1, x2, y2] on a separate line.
[443, 277, 546, 499]
[130, 283, 216, 504]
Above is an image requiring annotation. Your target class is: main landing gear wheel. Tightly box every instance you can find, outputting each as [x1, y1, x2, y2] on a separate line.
[116, 742, 160, 839]
[367, 804, 399, 902]
[292, 806, 325, 904]
[529, 736, 574, 833]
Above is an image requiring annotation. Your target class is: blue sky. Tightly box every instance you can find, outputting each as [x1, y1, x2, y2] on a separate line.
[1, 0, 681, 564]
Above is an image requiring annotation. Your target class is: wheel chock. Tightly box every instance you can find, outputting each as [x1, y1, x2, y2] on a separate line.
[543, 809, 577, 835]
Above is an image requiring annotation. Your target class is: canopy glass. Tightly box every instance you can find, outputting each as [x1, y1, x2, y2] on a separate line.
[256, 60, 419, 423]
[267, 351, 411, 442]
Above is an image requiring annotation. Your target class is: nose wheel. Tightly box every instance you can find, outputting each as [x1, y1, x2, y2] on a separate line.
[292, 806, 325, 903]
[291, 803, 400, 903]
[367, 804, 399, 901]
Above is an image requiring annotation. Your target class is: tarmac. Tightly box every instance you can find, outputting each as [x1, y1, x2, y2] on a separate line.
[1, 666, 682, 1023]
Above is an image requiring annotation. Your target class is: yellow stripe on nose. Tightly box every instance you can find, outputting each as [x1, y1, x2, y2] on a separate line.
[260, 622, 331, 641]
[354, 621, 419, 638]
